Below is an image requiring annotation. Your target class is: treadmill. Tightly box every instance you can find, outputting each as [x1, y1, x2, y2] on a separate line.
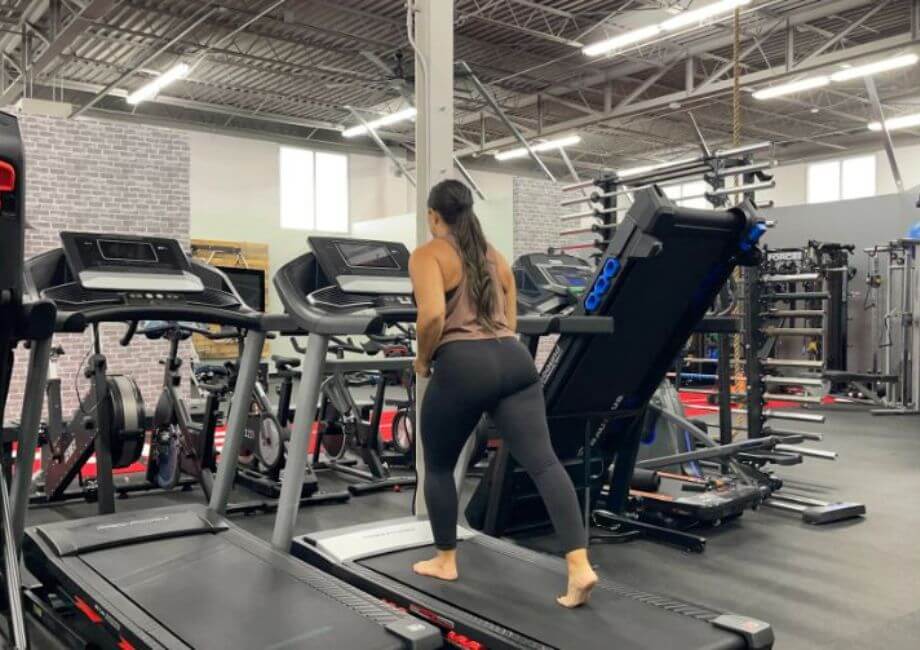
[273, 189, 774, 650]
[16, 232, 440, 649]
[505, 251, 767, 551]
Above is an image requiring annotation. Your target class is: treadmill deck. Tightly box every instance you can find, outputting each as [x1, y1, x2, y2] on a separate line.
[24, 505, 422, 649]
[357, 536, 746, 650]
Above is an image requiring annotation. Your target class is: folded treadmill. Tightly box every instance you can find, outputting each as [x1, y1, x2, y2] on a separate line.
[273, 189, 774, 650]
[16, 232, 439, 649]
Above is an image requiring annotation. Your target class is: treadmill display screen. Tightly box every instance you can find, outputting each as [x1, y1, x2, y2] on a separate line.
[336, 242, 399, 269]
[98, 239, 158, 263]
[546, 268, 590, 287]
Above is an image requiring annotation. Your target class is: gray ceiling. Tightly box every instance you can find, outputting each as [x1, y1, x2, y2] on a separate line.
[2, 0, 919, 177]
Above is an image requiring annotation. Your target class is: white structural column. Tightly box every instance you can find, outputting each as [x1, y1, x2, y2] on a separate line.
[413, 0, 477, 518]
[413, 0, 455, 242]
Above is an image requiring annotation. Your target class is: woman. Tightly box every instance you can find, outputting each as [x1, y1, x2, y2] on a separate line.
[409, 179, 598, 608]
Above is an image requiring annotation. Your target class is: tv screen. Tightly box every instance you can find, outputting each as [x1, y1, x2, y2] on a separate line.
[219, 266, 266, 312]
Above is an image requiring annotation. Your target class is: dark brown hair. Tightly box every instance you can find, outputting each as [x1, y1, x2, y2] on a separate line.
[428, 179, 499, 330]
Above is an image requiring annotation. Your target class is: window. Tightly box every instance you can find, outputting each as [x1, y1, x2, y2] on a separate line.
[280, 147, 349, 231]
[662, 181, 712, 209]
[807, 155, 875, 204]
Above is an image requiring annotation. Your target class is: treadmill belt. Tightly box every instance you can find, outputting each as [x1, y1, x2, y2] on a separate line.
[81, 533, 404, 650]
[359, 539, 743, 650]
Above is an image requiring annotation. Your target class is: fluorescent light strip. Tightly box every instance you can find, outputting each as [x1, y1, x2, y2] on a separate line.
[754, 52, 919, 101]
[126, 63, 190, 105]
[582, 0, 751, 57]
[752, 76, 830, 100]
[661, 0, 752, 32]
[868, 112, 920, 132]
[830, 53, 919, 82]
[494, 134, 582, 161]
[341, 107, 417, 138]
[582, 25, 661, 57]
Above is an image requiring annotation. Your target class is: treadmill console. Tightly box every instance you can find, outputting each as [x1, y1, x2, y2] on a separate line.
[305, 237, 415, 315]
[514, 253, 594, 315]
[61, 232, 204, 293]
[35, 232, 242, 312]
[310, 237, 412, 295]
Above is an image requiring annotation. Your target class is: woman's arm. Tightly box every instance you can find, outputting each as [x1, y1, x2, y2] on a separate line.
[495, 250, 517, 332]
[409, 245, 446, 375]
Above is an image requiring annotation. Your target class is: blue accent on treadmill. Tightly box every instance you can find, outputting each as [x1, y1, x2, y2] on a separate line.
[641, 425, 657, 445]
[593, 275, 610, 295]
[740, 222, 768, 252]
[602, 258, 621, 279]
[584, 291, 601, 313]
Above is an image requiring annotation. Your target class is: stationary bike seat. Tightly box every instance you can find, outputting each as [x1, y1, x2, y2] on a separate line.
[272, 355, 301, 372]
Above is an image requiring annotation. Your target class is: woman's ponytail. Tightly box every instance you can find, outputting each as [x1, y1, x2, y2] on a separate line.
[427, 180, 499, 331]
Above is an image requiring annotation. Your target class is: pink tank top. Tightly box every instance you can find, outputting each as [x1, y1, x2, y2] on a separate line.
[438, 239, 514, 349]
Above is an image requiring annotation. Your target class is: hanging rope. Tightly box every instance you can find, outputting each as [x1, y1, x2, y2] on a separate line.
[732, 7, 742, 147]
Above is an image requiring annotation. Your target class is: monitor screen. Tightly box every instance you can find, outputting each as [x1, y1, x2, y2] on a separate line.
[219, 266, 266, 312]
[335, 241, 399, 269]
[98, 239, 158, 263]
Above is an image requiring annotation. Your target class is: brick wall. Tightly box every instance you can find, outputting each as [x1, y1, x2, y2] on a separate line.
[5, 113, 191, 423]
[513, 176, 594, 365]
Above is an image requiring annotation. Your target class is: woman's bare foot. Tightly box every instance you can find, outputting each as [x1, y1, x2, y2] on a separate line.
[412, 549, 458, 581]
[557, 549, 598, 608]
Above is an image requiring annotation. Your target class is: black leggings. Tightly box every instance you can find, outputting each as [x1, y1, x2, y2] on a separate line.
[421, 337, 586, 553]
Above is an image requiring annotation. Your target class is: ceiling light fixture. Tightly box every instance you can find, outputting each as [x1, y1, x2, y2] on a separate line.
[830, 53, 920, 82]
[752, 76, 830, 100]
[582, 25, 661, 57]
[661, 0, 752, 32]
[868, 112, 920, 132]
[126, 63, 190, 105]
[582, 0, 751, 58]
[754, 52, 919, 101]
[341, 107, 417, 138]
[494, 134, 582, 161]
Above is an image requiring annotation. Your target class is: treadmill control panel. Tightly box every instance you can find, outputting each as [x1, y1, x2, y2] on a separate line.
[304, 237, 416, 317]
[61, 232, 204, 293]
[514, 253, 594, 315]
[309, 237, 412, 295]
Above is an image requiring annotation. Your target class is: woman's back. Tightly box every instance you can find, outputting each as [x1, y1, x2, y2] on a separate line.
[429, 236, 513, 347]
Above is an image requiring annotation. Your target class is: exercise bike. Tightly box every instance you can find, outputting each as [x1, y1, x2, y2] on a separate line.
[144, 322, 349, 511]
[32, 323, 155, 514]
[313, 329, 418, 496]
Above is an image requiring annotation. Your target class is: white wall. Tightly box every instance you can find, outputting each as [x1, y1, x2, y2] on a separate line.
[351, 168, 514, 257]
[189, 131, 516, 360]
[760, 141, 920, 208]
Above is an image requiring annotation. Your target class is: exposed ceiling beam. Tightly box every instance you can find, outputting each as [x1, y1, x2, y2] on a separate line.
[54, 78, 343, 131]
[455, 0, 881, 129]
[455, 31, 919, 158]
[0, 0, 116, 105]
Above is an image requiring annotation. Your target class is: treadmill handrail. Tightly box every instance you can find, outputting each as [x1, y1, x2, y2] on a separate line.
[517, 314, 614, 336]
[51, 304, 263, 332]
[274, 253, 387, 336]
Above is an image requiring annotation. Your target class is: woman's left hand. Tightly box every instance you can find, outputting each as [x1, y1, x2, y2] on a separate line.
[414, 358, 432, 378]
